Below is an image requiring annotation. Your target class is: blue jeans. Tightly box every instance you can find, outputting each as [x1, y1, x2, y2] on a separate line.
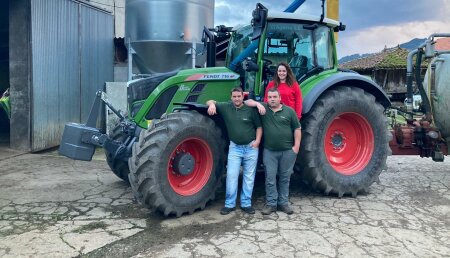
[225, 141, 259, 208]
[263, 148, 297, 206]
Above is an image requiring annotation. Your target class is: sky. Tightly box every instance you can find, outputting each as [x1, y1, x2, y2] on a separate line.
[214, 0, 450, 58]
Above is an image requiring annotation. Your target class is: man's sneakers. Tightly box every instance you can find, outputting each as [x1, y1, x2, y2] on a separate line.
[261, 205, 277, 215]
[261, 204, 294, 215]
[241, 206, 255, 214]
[278, 204, 294, 215]
[220, 207, 236, 215]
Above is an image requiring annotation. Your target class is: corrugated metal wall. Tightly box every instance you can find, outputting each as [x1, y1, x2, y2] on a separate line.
[31, 0, 80, 151]
[80, 4, 114, 122]
[30, 0, 113, 151]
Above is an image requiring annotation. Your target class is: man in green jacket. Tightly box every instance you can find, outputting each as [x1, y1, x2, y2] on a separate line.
[206, 87, 262, 215]
[246, 87, 301, 215]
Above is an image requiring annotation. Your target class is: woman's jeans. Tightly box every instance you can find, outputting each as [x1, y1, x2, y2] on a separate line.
[224, 141, 259, 208]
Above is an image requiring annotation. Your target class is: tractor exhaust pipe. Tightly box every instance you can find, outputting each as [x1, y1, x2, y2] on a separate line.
[405, 49, 418, 113]
[202, 26, 216, 67]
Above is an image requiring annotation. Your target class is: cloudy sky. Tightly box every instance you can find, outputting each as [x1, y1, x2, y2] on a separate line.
[214, 0, 450, 58]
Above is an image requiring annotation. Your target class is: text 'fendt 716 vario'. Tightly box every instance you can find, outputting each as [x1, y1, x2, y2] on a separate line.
[59, 3, 392, 217]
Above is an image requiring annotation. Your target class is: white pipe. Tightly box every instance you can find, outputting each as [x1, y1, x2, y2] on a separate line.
[192, 42, 196, 69]
[127, 38, 133, 81]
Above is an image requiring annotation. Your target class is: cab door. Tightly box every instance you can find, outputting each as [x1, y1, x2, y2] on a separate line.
[255, 22, 314, 98]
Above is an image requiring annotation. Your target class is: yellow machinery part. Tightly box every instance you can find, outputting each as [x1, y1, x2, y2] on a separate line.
[327, 0, 339, 42]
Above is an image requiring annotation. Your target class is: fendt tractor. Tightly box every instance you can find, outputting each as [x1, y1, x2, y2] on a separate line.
[59, 2, 394, 217]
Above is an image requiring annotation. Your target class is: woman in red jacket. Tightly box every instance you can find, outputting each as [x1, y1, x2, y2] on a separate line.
[264, 62, 303, 120]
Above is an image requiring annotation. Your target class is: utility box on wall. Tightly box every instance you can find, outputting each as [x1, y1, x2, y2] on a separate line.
[9, 0, 113, 152]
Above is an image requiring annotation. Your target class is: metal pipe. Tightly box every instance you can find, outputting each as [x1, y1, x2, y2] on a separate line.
[406, 49, 418, 74]
[405, 49, 417, 110]
[320, 0, 325, 23]
[425, 34, 450, 57]
[284, 0, 306, 12]
[430, 62, 436, 112]
[428, 33, 450, 40]
[192, 42, 196, 69]
[406, 42, 426, 110]
[406, 33, 450, 115]
[405, 35, 449, 114]
[428, 57, 445, 114]
[206, 41, 216, 67]
[415, 50, 432, 118]
[203, 26, 216, 67]
[100, 92, 125, 120]
[407, 41, 426, 73]
[127, 38, 133, 81]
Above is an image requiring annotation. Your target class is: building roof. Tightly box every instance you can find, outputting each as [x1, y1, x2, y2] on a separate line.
[340, 47, 412, 71]
[435, 37, 450, 51]
[340, 37, 450, 71]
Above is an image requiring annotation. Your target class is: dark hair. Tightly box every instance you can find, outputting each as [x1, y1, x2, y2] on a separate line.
[230, 87, 243, 94]
[267, 87, 280, 96]
[272, 62, 296, 88]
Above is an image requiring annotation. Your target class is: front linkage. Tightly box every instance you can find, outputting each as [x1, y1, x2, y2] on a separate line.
[59, 91, 140, 162]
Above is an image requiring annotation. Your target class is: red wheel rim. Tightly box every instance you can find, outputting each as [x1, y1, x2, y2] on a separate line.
[167, 137, 213, 196]
[324, 112, 374, 175]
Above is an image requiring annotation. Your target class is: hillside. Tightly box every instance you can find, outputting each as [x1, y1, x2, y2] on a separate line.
[339, 38, 426, 64]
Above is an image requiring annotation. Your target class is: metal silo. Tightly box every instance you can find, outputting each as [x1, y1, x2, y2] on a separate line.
[125, 0, 214, 75]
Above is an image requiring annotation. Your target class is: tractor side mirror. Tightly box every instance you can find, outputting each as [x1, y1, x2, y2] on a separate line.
[333, 22, 346, 32]
[251, 3, 268, 40]
[242, 57, 259, 72]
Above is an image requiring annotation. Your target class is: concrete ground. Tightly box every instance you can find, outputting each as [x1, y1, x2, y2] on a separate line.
[0, 148, 449, 257]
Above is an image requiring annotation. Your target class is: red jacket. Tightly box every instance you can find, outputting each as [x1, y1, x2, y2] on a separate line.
[264, 81, 303, 119]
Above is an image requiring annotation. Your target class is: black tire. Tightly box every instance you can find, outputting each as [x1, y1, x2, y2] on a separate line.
[128, 111, 226, 217]
[105, 123, 130, 183]
[296, 86, 391, 197]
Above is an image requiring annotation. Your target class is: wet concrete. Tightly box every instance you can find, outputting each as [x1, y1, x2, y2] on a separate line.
[0, 149, 449, 257]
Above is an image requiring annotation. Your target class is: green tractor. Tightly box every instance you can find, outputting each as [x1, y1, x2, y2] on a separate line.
[60, 3, 391, 217]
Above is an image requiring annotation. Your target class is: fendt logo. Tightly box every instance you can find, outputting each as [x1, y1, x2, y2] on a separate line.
[202, 73, 237, 80]
[185, 73, 240, 82]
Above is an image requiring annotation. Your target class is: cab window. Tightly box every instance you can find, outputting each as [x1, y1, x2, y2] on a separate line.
[314, 26, 333, 69]
[263, 22, 314, 81]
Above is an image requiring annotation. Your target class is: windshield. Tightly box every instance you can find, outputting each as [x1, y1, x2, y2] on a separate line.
[225, 25, 253, 67]
[224, 22, 334, 94]
[263, 22, 334, 81]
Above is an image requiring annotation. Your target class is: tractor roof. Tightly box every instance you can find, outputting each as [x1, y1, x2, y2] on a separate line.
[268, 11, 340, 27]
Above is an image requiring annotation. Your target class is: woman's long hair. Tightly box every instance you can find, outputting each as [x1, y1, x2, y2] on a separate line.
[272, 62, 296, 88]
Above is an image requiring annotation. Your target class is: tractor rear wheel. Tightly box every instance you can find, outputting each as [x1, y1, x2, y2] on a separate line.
[128, 111, 226, 217]
[105, 123, 130, 183]
[296, 86, 390, 197]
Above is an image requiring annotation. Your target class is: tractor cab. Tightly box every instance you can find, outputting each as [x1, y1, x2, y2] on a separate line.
[226, 4, 342, 100]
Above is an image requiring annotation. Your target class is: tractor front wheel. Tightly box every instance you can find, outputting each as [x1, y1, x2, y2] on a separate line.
[128, 111, 226, 217]
[296, 86, 390, 197]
